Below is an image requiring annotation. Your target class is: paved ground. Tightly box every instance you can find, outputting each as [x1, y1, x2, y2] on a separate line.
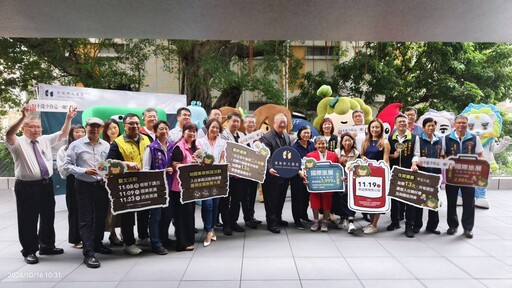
[0, 187, 511, 288]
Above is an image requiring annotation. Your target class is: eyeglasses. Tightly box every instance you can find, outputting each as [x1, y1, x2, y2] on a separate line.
[24, 125, 42, 130]
[126, 122, 141, 126]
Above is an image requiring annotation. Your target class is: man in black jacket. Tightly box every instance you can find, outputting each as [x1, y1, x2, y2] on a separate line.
[260, 113, 291, 233]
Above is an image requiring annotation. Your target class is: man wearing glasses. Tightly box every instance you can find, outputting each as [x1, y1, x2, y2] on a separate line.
[107, 113, 151, 255]
[6, 104, 77, 264]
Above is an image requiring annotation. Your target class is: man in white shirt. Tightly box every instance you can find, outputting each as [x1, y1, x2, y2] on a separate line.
[169, 107, 192, 143]
[6, 104, 76, 264]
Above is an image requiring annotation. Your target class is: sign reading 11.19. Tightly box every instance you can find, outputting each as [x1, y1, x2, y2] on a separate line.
[355, 176, 382, 198]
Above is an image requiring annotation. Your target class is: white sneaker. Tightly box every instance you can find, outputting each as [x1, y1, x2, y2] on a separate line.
[348, 222, 356, 234]
[320, 221, 328, 232]
[362, 224, 371, 232]
[338, 219, 348, 229]
[363, 225, 377, 235]
[136, 237, 151, 246]
[124, 244, 142, 255]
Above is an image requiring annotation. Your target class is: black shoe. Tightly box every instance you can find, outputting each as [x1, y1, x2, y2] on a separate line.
[252, 218, 263, 224]
[426, 228, 441, 235]
[83, 256, 100, 268]
[301, 218, 314, 223]
[386, 223, 400, 231]
[215, 222, 223, 228]
[447, 227, 458, 235]
[94, 245, 113, 254]
[223, 227, 233, 236]
[39, 247, 64, 255]
[152, 246, 168, 255]
[464, 230, 474, 239]
[405, 230, 415, 238]
[278, 220, 289, 227]
[24, 254, 38, 264]
[413, 227, 421, 234]
[362, 214, 371, 223]
[245, 220, 258, 229]
[295, 222, 305, 230]
[232, 223, 245, 232]
[268, 226, 281, 234]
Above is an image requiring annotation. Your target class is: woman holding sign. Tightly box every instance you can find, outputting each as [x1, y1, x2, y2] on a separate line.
[143, 120, 174, 255]
[290, 125, 316, 230]
[196, 119, 226, 247]
[171, 123, 201, 251]
[360, 119, 390, 234]
[336, 132, 360, 234]
[304, 136, 339, 232]
[57, 124, 86, 249]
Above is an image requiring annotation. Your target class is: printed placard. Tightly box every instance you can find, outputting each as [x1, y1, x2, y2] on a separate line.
[177, 163, 229, 203]
[225, 142, 269, 183]
[417, 157, 455, 169]
[239, 129, 265, 145]
[389, 166, 441, 211]
[338, 125, 366, 135]
[445, 154, 490, 187]
[28, 99, 77, 112]
[270, 147, 302, 178]
[106, 171, 169, 215]
[345, 159, 390, 213]
[304, 159, 344, 192]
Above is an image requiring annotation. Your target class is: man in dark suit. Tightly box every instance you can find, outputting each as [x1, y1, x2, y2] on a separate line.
[260, 113, 291, 233]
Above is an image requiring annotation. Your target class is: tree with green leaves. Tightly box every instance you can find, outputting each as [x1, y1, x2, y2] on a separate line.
[157, 40, 303, 110]
[292, 42, 512, 114]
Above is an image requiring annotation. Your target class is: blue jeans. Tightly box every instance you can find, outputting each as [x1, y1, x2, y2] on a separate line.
[201, 198, 219, 232]
[149, 207, 162, 248]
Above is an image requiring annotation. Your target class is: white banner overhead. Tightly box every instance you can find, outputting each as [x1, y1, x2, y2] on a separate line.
[37, 84, 186, 113]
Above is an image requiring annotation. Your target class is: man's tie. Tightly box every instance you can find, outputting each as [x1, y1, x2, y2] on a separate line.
[31, 140, 50, 179]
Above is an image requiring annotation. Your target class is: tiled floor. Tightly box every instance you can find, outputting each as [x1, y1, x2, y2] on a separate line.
[0, 187, 511, 288]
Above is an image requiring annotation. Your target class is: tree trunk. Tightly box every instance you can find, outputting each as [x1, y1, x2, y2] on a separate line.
[213, 85, 243, 108]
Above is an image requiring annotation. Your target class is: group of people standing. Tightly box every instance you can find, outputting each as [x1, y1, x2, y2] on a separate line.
[6, 104, 483, 269]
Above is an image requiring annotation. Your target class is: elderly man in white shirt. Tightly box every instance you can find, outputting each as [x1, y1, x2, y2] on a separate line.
[6, 104, 76, 265]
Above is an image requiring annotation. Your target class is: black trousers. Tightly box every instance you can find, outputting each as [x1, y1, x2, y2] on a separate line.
[75, 179, 109, 257]
[390, 199, 415, 230]
[14, 179, 56, 257]
[262, 178, 289, 228]
[136, 209, 150, 240]
[290, 175, 309, 223]
[414, 207, 439, 231]
[65, 175, 81, 244]
[246, 179, 259, 220]
[220, 177, 251, 227]
[446, 184, 475, 231]
[170, 192, 195, 251]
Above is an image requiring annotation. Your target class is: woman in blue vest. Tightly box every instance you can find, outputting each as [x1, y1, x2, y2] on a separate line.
[143, 120, 174, 255]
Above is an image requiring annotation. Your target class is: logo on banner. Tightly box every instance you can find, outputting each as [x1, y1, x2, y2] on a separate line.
[270, 147, 301, 178]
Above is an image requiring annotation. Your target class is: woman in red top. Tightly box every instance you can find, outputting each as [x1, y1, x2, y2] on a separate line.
[304, 136, 340, 232]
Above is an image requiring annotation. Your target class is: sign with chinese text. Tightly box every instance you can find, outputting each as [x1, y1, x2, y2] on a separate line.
[417, 157, 455, 169]
[225, 142, 269, 183]
[445, 154, 490, 187]
[106, 171, 168, 215]
[345, 159, 390, 213]
[239, 129, 265, 145]
[389, 166, 441, 211]
[338, 125, 366, 135]
[304, 159, 344, 192]
[270, 147, 302, 178]
[29, 99, 77, 113]
[177, 164, 229, 203]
